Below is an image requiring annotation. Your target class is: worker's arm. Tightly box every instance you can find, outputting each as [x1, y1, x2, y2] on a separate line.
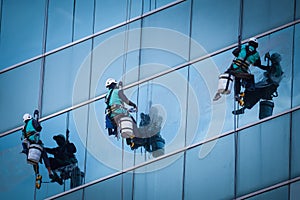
[44, 147, 57, 155]
[118, 90, 137, 108]
[254, 58, 270, 71]
[232, 47, 241, 57]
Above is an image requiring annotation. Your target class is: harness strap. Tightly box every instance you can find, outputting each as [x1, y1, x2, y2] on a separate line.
[233, 59, 249, 72]
[25, 131, 37, 138]
[106, 104, 123, 115]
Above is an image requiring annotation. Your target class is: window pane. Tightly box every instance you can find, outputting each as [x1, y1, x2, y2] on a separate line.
[191, 0, 240, 59]
[73, 0, 94, 41]
[46, 0, 74, 51]
[42, 40, 92, 116]
[291, 180, 300, 200]
[55, 189, 83, 200]
[137, 69, 188, 154]
[84, 100, 121, 183]
[293, 24, 300, 107]
[0, 0, 45, 70]
[94, 0, 127, 33]
[184, 135, 235, 199]
[188, 55, 234, 148]
[0, 61, 41, 133]
[84, 174, 122, 199]
[133, 153, 184, 200]
[91, 21, 141, 98]
[141, 1, 191, 70]
[237, 114, 290, 196]
[243, 0, 294, 39]
[291, 109, 300, 177]
[297, 0, 300, 19]
[0, 131, 38, 199]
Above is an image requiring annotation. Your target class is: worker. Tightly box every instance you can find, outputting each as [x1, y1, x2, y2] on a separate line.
[21, 110, 60, 188]
[45, 134, 77, 170]
[232, 52, 283, 116]
[44, 133, 78, 186]
[213, 37, 266, 103]
[105, 78, 138, 143]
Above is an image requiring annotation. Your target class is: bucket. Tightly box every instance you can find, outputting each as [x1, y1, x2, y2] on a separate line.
[217, 73, 234, 94]
[150, 135, 165, 157]
[70, 166, 84, 189]
[119, 116, 134, 138]
[259, 100, 274, 119]
[27, 144, 43, 165]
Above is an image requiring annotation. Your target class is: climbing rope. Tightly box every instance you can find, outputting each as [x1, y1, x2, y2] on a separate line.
[121, 1, 132, 200]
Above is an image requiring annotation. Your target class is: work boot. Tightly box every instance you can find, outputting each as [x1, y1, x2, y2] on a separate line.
[50, 173, 63, 185]
[20, 149, 28, 155]
[35, 174, 42, 189]
[234, 93, 244, 106]
[213, 92, 221, 101]
[232, 107, 245, 115]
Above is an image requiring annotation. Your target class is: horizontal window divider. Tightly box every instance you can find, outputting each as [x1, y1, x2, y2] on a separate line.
[235, 176, 300, 200]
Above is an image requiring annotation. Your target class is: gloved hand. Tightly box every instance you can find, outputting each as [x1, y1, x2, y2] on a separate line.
[118, 81, 123, 88]
[132, 103, 137, 109]
[34, 109, 39, 117]
[264, 52, 270, 61]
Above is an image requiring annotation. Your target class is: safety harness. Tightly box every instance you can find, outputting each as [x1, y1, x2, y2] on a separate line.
[105, 89, 118, 117]
[233, 45, 257, 72]
[23, 121, 38, 139]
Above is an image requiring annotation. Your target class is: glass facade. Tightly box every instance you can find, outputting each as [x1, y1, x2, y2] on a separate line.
[0, 0, 299, 199]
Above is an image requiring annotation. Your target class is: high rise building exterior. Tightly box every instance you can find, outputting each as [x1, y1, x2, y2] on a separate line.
[0, 0, 300, 199]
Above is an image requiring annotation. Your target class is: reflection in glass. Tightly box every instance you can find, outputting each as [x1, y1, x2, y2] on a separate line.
[0, 0, 45, 69]
[43, 40, 92, 116]
[184, 135, 235, 200]
[46, 0, 74, 51]
[292, 24, 300, 107]
[237, 114, 290, 196]
[291, 110, 300, 178]
[0, 60, 41, 133]
[242, 0, 294, 39]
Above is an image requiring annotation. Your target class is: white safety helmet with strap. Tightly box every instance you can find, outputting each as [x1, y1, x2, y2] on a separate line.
[23, 113, 32, 122]
[248, 37, 258, 48]
[105, 78, 117, 88]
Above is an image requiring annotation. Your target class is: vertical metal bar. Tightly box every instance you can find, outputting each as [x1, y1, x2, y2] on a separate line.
[234, 0, 244, 198]
[81, 1, 97, 199]
[181, 0, 193, 199]
[288, 1, 297, 197]
[0, 0, 3, 35]
[72, 0, 76, 42]
[131, 1, 145, 199]
[38, 0, 50, 116]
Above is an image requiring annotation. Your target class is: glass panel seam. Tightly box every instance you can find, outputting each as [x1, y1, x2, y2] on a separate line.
[235, 176, 300, 200]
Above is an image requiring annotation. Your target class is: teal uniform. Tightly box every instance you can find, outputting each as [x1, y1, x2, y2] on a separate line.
[232, 45, 260, 72]
[22, 119, 41, 144]
[106, 88, 128, 117]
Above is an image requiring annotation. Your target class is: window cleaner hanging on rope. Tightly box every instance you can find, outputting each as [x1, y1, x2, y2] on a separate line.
[104, 78, 138, 147]
[232, 52, 284, 118]
[213, 37, 267, 106]
[21, 110, 61, 189]
[45, 131, 84, 189]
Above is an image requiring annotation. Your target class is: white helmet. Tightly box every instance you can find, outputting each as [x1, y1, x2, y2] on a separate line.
[248, 37, 258, 47]
[23, 113, 32, 122]
[105, 78, 117, 88]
